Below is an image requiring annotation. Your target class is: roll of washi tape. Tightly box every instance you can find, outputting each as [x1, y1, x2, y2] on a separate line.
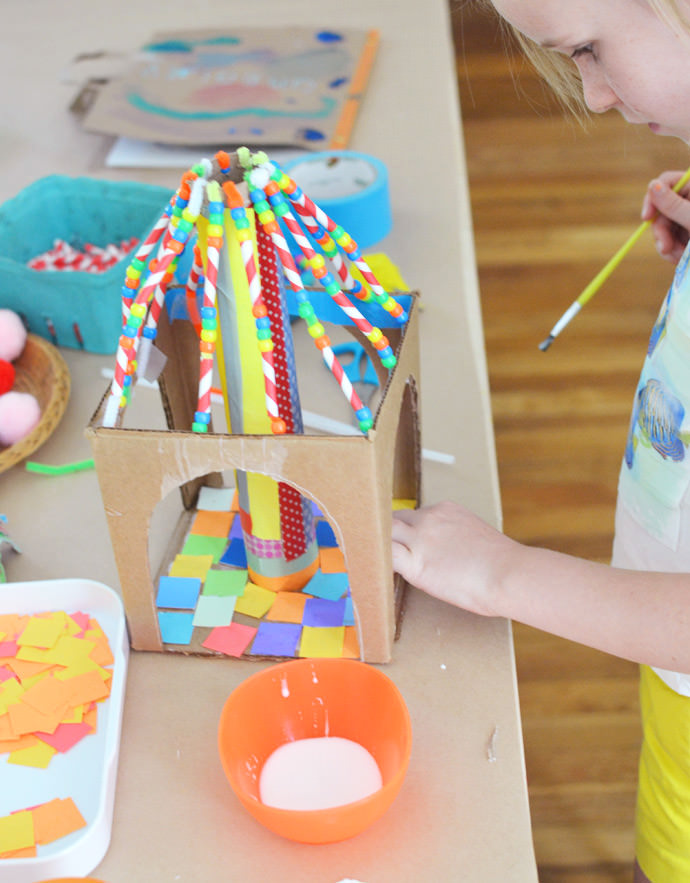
[283, 151, 392, 250]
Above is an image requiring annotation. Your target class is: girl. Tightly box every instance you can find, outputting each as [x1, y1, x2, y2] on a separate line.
[392, 2, 690, 880]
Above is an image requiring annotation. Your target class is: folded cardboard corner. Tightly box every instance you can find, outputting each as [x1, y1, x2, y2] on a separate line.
[85, 295, 421, 663]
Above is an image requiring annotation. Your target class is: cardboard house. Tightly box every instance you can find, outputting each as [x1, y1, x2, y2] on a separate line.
[86, 291, 421, 663]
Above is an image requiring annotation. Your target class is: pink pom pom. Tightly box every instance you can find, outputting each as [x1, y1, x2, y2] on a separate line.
[0, 392, 41, 446]
[0, 310, 27, 362]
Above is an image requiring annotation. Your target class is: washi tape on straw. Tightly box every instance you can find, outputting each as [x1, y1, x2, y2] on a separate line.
[283, 151, 391, 250]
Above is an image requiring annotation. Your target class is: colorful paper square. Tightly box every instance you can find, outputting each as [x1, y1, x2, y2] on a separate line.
[197, 486, 236, 511]
[298, 626, 345, 658]
[304, 570, 349, 601]
[169, 554, 214, 581]
[342, 626, 360, 659]
[249, 622, 302, 657]
[265, 591, 308, 623]
[157, 611, 195, 645]
[181, 534, 228, 563]
[190, 510, 233, 538]
[319, 547, 346, 573]
[344, 594, 356, 627]
[220, 538, 247, 568]
[156, 576, 201, 609]
[202, 623, 257, 657]
[203, 568, 248, 597]
[234, 583, 276, 619]
[315, 520, 338, 547]
[229, 515, 243, 539]
[192, 595, 236, 628]
[392, 498, 417, 511]
[303, 597, 346, 627]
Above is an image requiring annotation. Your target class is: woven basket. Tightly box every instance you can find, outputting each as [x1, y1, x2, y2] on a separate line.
[0, 334, 70, 473]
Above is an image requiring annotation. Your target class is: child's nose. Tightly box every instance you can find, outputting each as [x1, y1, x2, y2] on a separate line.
[581, 72, 619, 114]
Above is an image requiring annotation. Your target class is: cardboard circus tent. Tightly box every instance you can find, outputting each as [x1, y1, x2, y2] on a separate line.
[88, 148, 421, 662]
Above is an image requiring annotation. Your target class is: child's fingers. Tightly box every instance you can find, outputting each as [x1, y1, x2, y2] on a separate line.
[643, 173, 690, 262]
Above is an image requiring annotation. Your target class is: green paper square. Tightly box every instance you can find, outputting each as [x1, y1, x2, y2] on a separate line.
[203, 568, 249, 597]
[192, 594, 237, 628]
[182, 534, 228, 563]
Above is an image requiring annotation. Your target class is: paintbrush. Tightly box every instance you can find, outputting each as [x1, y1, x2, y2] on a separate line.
[539, 166, 690, 351]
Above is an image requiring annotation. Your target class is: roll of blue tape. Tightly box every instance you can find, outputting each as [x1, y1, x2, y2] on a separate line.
[283, 151, 392, 250]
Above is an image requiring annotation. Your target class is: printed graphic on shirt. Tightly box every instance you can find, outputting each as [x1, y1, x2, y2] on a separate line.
[618, 243, 690, 549]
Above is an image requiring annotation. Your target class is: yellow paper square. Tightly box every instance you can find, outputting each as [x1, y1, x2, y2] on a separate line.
[17, 617, 63, 650]
[169, 554, 214, 581]
[0, 810, 34, 854]
[298, 626, 346, 658]
[234, 583, 276, 619]
[45, 635, 96, 667]
[9, 740, 56, 768]
[392, 498, 416, 511]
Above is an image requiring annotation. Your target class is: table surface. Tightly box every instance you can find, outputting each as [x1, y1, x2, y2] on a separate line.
[1, 2, 538, 880]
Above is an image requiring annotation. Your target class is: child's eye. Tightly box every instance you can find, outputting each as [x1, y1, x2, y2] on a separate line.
[571, 44, 594, 60]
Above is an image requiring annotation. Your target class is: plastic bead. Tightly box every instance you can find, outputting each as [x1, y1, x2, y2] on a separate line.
[130, 302, 146, 319]
[192, 422, 208, 433]
[315, 334, 331, 350]
[143, 327, 157, 340]
[194, 411, 211, 424]
[381, 353, 397, 369]
[271, 417, 287, 434]
[298, 302, 316, 321]
[252, 302, 268, 319]
[258, 338, 274, 352]
[307, 322, 325, 338]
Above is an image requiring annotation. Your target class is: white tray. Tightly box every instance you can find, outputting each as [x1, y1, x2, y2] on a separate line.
[0, 578, 128, 883]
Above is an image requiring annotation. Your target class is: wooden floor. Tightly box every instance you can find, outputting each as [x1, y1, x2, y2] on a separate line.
[451, 6, 690, 882]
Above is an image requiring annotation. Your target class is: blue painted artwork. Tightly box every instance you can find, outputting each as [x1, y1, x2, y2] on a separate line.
[83, 27, 379, 149]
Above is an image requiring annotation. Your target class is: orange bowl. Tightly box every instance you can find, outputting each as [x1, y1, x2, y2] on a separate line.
[218, 658, 412, 844]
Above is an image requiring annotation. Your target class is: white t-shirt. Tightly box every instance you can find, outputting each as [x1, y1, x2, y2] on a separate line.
[612, 243, 690, 695]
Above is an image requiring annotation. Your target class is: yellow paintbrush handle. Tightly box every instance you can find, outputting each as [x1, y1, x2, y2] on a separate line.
[541, 166, 690, 350]
[577, 166, 690, 307]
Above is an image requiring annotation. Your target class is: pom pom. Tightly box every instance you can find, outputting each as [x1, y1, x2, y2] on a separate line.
[0, 310, 26, 362]
[0, 392, 41, 446]
[0, 359, 15, 396]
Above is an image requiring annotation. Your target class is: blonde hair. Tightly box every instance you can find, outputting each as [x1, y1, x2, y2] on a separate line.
[476, 0, 690, 116]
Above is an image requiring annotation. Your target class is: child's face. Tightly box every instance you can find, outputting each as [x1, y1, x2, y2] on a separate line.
[492, 0, 690, 142]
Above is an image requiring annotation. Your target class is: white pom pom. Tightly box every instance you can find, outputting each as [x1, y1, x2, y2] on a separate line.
[0, 392, 41, 446]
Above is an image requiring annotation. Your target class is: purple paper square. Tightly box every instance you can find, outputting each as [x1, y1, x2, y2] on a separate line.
[249, 622, 302, 657]
[302, 597, 347, 628]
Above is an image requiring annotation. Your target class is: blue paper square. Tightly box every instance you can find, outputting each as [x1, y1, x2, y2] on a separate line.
[344, 594, 355, 627]
[229, 515, 243, 540]
[304, 570, 349, 601]
[249, 622, 302, 657]
[303, 597, 347, 628]
[156, 576, 202, 609]
[220, 538, 247, 567]
[158, 611, 195, 645]
[315, 520, 338, 548]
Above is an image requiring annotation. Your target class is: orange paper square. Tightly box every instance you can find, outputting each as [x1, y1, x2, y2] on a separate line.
[190, 510, 233, 537]
[319, 547, 347, 573]
[32, 797, 87, 845]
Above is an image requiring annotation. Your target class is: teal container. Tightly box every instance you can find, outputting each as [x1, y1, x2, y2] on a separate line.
[0, 176, 173, 353]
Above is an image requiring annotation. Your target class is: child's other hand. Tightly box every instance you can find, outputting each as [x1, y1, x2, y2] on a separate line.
[391, 501, 517, 617]
[641, 170, 690, 263]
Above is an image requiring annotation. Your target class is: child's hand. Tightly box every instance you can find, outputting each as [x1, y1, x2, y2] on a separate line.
[641, 170, 690, 263]
[391, 501, 518, 617]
